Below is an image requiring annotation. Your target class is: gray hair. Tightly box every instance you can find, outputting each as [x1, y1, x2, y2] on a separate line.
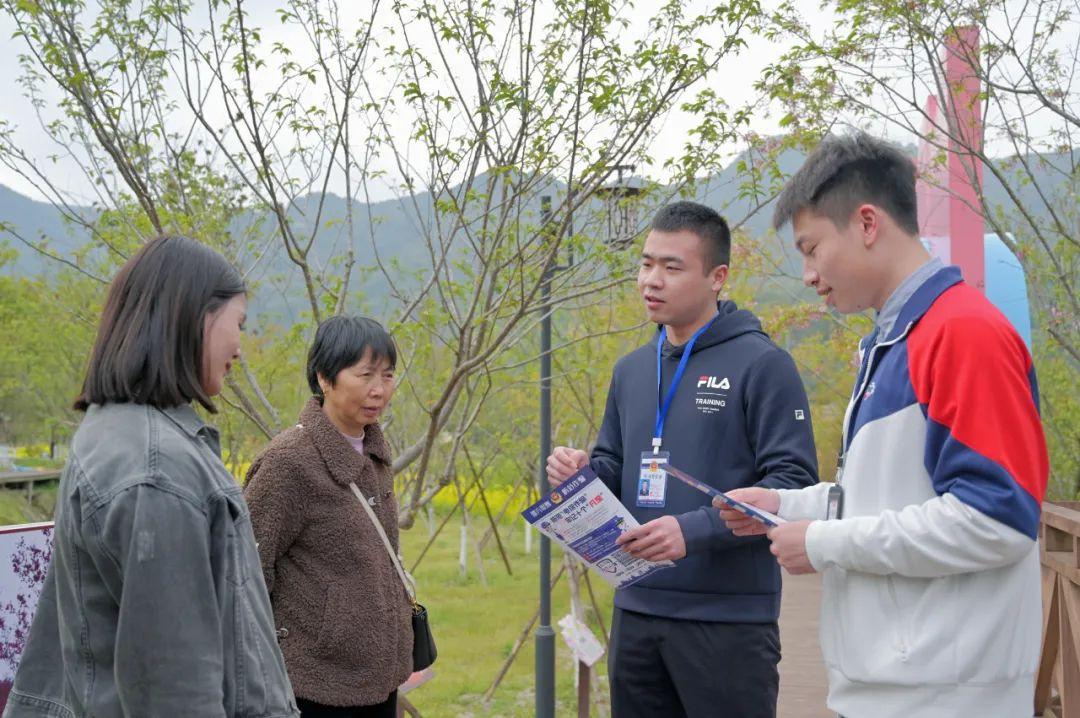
[771, 131, 919, 234]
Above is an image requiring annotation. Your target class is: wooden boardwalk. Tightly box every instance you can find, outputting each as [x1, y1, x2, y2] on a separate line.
[777, 573, 831, 718]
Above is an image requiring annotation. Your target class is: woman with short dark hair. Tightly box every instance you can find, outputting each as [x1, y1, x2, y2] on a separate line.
[245, 315, 412, 718]
[6, 236, 298, 718]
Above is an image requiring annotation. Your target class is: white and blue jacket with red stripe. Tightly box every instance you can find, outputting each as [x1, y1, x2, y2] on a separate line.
[778, 265, 1048, 718]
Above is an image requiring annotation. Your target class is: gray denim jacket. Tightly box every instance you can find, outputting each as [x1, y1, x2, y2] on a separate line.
[4, 403, 298, 718]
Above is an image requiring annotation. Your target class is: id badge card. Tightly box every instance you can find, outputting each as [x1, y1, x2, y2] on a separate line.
[637, 451, 669, 508]
[826, 484, 844, 520]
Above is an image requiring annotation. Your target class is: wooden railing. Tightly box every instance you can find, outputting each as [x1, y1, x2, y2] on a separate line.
[1036, 501, 1080, 718]
[0, 469, 61, 503]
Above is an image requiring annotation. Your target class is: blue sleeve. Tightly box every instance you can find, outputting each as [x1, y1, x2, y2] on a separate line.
[676, 505, 752, 553]
[677, 348, 819, 555]
[590, 369, 624, 499]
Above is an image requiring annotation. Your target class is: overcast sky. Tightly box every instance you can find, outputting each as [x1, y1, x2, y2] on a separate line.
[0, 3, 844, 203]
[1, 1, 1048, 206]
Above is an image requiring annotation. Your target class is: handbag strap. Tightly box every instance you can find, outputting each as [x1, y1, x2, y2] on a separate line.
[348, 482, 417, 605]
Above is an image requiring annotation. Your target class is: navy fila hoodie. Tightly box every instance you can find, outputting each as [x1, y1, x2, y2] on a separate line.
[590, 299, 819, 623]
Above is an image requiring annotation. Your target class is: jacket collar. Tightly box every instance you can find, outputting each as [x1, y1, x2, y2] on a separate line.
[882, 265, 964, 343]
[298, 397, 392, 486]
[157, 404, 221, 454]
[159, 404, 206, 436]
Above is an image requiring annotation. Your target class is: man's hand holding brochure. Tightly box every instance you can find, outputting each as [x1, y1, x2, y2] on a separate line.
[522, 467, 674, 588]
[709, 482, 818, 576]
[523, 462, 787, 589]
[660, 463, 787, 529]
[710, 486, 784, 536]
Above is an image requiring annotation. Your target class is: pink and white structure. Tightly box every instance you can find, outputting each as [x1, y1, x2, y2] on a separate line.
[915, 26, 985, 291]
[914, 26, 1032, 346]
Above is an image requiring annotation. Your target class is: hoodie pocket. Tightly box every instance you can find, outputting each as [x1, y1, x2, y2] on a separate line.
[884, 575, 911, 661]
[832, 571, 960, 686]
[819, 567, 844, 669]
[315, 586, 347, 658]
[827, 571, 916, 684]
[315, 585, 392, 667]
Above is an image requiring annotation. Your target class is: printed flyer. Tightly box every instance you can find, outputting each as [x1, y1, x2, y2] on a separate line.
[521, 467, 672, 588]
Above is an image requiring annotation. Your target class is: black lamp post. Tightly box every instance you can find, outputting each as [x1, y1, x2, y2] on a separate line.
[535, 167, 644, 717]
[535, 194, 557, 718]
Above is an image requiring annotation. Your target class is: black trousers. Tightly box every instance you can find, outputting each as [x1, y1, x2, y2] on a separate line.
[296, 691, 397, 718]
[608, 608, 780, 718]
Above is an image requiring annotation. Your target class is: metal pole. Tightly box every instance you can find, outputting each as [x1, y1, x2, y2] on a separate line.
[536, 195, 556, 718]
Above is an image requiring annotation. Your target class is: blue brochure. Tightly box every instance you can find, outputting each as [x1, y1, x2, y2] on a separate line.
[521, 466, 673, 588]
[663, 463, 787, 528]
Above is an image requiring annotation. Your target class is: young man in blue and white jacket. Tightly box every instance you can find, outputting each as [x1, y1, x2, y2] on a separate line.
[720, 133, 1049, 717]
[546, 201, 819, 718]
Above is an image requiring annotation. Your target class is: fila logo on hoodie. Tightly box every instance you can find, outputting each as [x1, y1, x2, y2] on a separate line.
[696, 375, 730, 414]
[697, 375, 729, 390]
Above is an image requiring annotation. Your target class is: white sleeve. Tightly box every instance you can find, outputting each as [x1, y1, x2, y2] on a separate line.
[805, 492, 1034, 577]
[777, 482, 831, 521]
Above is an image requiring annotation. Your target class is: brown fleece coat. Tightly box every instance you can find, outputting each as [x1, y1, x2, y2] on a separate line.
[244, 398, 413, 707]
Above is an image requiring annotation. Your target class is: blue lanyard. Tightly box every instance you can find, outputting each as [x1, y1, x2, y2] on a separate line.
[654, 315, 717, 453]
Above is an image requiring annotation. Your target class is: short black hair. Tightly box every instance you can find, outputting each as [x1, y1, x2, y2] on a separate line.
[772, 131, 919, 234]
[306, 315, 398, 397]
[650, 201, 731, 270]
[76, 235, 246, 413]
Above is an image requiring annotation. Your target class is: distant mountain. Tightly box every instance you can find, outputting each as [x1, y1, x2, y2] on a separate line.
[2, 144, 1073, 323]
[0, 185, 93, 271]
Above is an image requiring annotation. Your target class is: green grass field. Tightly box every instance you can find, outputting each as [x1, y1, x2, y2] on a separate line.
[399, 515, 615, 717]
[0, 483, 615, 717]
[0, 485, 57, 525]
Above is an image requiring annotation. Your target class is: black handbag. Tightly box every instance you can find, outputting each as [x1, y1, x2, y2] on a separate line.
[410, 602, 437, 670]
[349, 483, 437, 671]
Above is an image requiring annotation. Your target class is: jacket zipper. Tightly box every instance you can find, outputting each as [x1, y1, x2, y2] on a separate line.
[840, 323, 919, 666]
[843, 326, 915, 663]
[840, 322, 914, 458]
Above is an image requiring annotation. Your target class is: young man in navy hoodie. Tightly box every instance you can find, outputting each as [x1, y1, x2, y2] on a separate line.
[547, 201, 819, 718]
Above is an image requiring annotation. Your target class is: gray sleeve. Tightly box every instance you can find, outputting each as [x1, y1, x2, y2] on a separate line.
[91, 484, 228, 717]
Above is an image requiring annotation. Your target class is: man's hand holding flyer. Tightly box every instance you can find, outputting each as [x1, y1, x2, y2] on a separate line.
[662, 463, 787, 528]
[521, 467, 673, 588]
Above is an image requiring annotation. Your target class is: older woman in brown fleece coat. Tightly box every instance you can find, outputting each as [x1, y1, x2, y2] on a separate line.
[244, 316, 412, 718]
